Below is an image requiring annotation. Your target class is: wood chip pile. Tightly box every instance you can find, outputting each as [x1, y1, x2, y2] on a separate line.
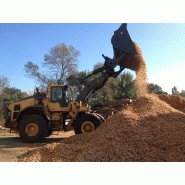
[18, 41, 185, 162]
[95, 99, 132, 119]
[158, 94, 185, 114]
[0, 126, 6, 132]
[103, 99, 132, 108]
[18, 94, 185, 162]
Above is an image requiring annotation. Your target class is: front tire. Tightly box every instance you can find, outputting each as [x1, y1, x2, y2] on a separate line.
[18, 115, 48, 143]
[74, 113, 102, 134]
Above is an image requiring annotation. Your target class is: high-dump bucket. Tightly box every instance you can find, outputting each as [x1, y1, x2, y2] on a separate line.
[111, 23, 148, 96]
[111, 23, 143, 72]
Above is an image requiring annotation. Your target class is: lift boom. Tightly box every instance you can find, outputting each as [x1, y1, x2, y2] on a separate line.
[76, 23, 134, 104]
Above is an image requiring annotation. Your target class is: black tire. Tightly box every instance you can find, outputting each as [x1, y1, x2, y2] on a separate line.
[74, 113, 102, 134]
[18, 115, 48, 143]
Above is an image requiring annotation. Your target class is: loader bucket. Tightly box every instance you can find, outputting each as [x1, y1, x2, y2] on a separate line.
[111, 23, 135, 56]
[111, 23, 142, 71]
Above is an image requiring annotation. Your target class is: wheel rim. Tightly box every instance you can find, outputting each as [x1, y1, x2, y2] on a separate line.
[25, 123, 39, 137]
[81, 121, 95, 134]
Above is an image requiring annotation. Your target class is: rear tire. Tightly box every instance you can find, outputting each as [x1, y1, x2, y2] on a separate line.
[74, 113, 102, 134]
[18, 115, 48, 143]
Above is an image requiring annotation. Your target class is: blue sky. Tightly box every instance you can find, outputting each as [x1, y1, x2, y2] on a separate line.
[0, 23, 185, 94]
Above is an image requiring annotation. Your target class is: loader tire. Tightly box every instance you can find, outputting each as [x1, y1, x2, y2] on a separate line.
[18, 115, 48, 143]
[74, 113, 102, 134]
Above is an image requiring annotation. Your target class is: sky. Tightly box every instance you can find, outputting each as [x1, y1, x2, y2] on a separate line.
[0, 23, 185, 94]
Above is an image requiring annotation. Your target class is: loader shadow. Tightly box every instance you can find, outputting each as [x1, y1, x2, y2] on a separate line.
[0, 134, 75, 149]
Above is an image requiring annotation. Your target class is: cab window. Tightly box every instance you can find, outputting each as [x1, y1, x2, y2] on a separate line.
[51, 87, 63, 102]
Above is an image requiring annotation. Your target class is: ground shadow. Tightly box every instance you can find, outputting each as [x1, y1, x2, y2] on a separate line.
[0, 135, 74, 149]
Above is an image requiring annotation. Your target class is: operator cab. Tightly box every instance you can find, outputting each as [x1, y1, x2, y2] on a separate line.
[48, 85, 70, 107]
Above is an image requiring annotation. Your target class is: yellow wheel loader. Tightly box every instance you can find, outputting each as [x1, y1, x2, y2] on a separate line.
[2, 23, 135, 142]
[3, 85, 105, 142]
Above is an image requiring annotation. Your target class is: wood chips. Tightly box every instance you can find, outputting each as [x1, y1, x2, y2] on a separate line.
[18, 94, 185, 162]
[119, 41, 148, 96]
[18, 41, 185, 162]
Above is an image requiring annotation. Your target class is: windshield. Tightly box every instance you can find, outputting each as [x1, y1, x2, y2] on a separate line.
[51, 87, 63, 102]
[51, 86, 69, 107]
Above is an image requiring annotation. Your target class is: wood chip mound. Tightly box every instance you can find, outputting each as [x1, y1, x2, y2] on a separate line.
[18, 41, 185, 162]
[18, 94, 185, 162]
[158, 94, 185, 114]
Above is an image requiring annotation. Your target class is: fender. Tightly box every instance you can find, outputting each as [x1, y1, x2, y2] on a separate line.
[16, 105, 50, 126]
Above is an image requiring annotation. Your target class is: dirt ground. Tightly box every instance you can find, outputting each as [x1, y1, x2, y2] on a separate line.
[0, 130, 75, 162]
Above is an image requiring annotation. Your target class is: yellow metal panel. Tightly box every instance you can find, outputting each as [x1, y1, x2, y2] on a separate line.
[51, 112, 61, 121]
[9, 98, 36, 121]
[47, 101, 71, 112]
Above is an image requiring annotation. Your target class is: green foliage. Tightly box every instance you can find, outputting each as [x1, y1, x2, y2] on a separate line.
[0, 75, 9, 94]
[1, 87, 28, 104]
[93, 62, 104, 70]
[116, 72, 137, 100]
[172, 86, 179, 96]
[66, 71, 89, 100]
[0, 87, 28, 120]
[148, 83, 167, 95]
[171, 87, 185, 97]
[0, 75, 10, 120]
[180, 90, 185, 97]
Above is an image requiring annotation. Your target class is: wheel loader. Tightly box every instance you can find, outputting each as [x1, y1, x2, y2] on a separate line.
[1, 23, 136, 142]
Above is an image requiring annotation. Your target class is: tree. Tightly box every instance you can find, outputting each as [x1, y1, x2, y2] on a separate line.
[93, 62, 104, 71]
[180, 90, 185, 97]
[0, 75, 9, 120]
[2, 87, 28, 104]
[172, 86, 179, 96]
[0, 87, 28, 120]
[24, 43, 80, 90]
[0, 75, 9, 94]
[148, 83, 167, 95]
[66, 71, 89, 100]
[116, 72, 137, 99]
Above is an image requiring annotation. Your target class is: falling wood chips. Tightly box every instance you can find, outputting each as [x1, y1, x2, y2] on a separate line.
[18, 42, 185, 162]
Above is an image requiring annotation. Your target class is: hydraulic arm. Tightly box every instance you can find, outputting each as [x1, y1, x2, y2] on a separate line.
[76, 23, 135, 104]
[76, 55, 125, 104]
